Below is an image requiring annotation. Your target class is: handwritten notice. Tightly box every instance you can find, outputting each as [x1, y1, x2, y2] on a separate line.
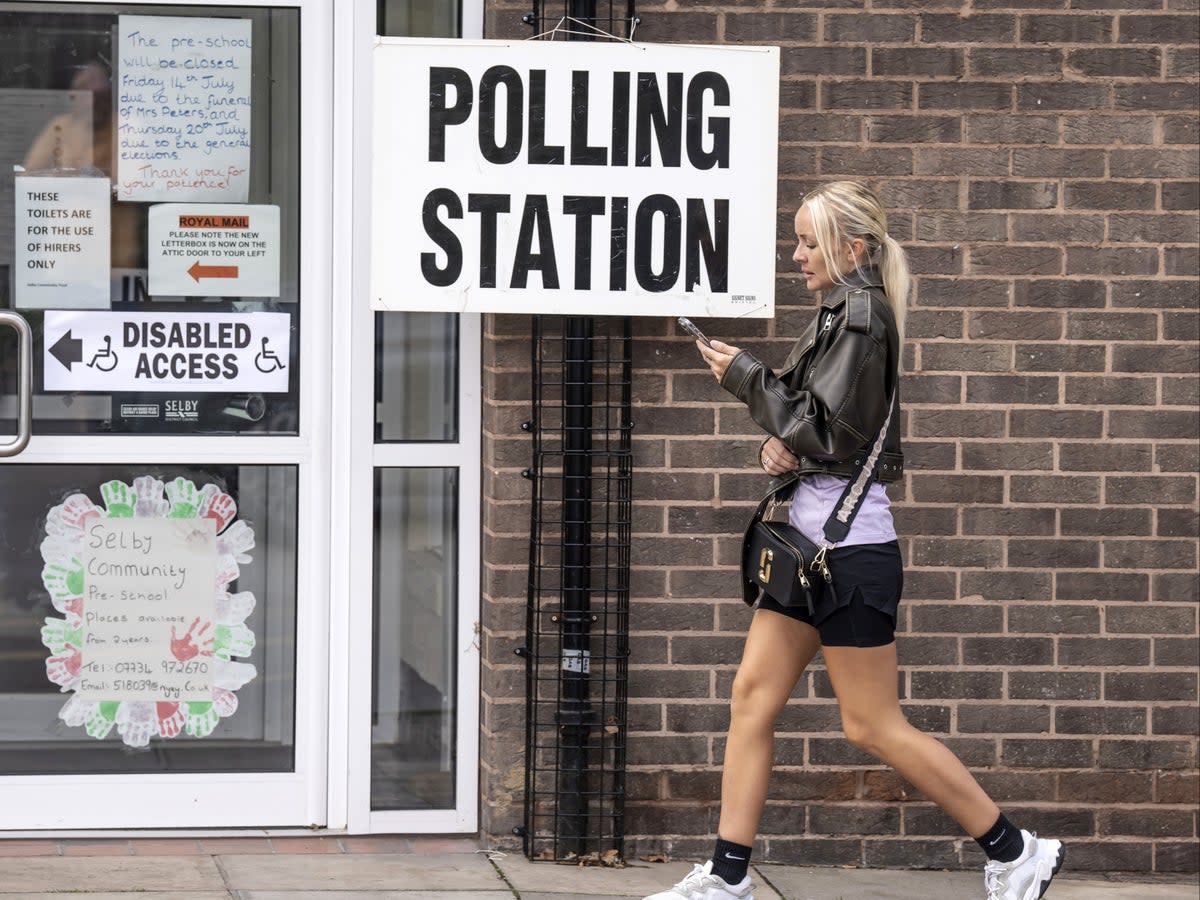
[14, 175, 110, 309]
[78, 518, 217, 702]
[115, 15, 252, 202]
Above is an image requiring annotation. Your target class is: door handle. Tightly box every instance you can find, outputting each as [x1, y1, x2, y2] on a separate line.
[0, 310, 32, 458]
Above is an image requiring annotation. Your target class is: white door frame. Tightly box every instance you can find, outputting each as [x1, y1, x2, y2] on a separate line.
[334, 0, 483, 835]
[0, 0, 332, 831]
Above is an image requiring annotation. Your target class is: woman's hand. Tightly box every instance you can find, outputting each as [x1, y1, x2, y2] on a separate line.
[697, 339, 741, 382]
[760, 436, 799, 477]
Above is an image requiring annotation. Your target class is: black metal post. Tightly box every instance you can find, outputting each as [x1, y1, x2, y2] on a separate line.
[557, 1, 599, 857]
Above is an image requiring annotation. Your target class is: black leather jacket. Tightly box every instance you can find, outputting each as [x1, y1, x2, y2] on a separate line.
[719, 268, 904, 486]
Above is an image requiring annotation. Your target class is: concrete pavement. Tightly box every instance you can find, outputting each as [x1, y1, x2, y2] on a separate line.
[0, 842, 1195, 898]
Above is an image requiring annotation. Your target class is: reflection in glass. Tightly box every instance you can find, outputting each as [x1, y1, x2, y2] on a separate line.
[372, 468, 457, 810]
[375, 312, 458, 442]
[378, 0, 459, 38]
[0, 4, 301, 436]
[0, 464, 297, 774]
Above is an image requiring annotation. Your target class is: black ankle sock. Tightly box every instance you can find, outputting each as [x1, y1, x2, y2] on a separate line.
[710, 836, 753, 885]
[976, 813, 1025, 863]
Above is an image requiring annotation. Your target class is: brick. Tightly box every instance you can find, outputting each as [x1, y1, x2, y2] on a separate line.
[864, 838, 959, 869]
[1106, 476, 1197, 505]
[1164, 313, 1200, 341]
[868, 115, 962, 143]
[1117, 82, 1200, 112]
[1158, 508, 1200, 538]
[1009, 538, 1100, 568]
[1110, 410, 1200, 439]
[917, 278, 1011, 308]
[781, 46, 867, 76]
[1055, 840, 1150, 873]
[809, 805, 900, 836]
[1015, 212, 1107, 243]
[1111, 149, 1199, 179]
[1059, 772, 1153, 804]
[1106, 672, 1197, 702]
[1013, 409, 1103, 438]
[1018, 82, 1110, 111]
[1108, 604, 1196, 634]
[1061, 507, 1152, 536]
[919, 81, 1013, 110]
[966, 374, 1059, 405]
[727, 12, 820, 42]
[970, 180, 1058, 210]
[911, 474, 1005, 504]
[914, 147, 1009, 176]
[1167, 46, 1200, 77]
[910, 604, 1003, 634]
[1011, 671, 1101, 701]
[962, 440, 1054, 470]
[874, 47, 964, 76]
[1163, 114, 1200, 145]
[1067, 47, 1161, 77]
[1066, 181, 1157, 211]
[921, 13, 1016, 42]
[1119, 14, 1200, 45]
[911, 537, 1004, 567]
[1021, 13, 1113, 43]
[1067, 247, 1159, 276]
[965, 636, 1055, 666]
[821, 80, 914, 111]
[825, 13, 916, 43]
[632, 11, 718, 43]
[1154, 572, 1200, 602]
[1105, 539, 1197, 570]
[1060, 636, 1151, 667]
[969, 246, 1063, 276]
[1011, 474, 1102, 504]
[1061, 441, 1153, 473]
[1162, 181, 1200, 211]
[1016, 342, 1107, 372]
[1063, 113, 1156, 145]
[1112, 281, 1197, 309]
[1157, 443, 1200, 474]
[968, 47, 1063, 77]
[958, 703, 1050, 733]
[1109, 212, 1200, 243]
[904, 440, 958, 470]
[911, 408, 1007, 437]
[965, 113, 1059, 145]
[1065, 375, 1157, 405]
[961, 570, 1053, 601]
[1057, 705, 1147, 736]
[779, 80, 817, 111]
[1002, 738, 1093, 768]
[1008, 604, 1099, 633]
[1153, 707, 1200, 737]
[1058, 572, 1149, 603]
[818, 146, 914, 176]
[1099, 740, 1195, 770]
[1165, 246, 1199, 276]
[1156, 772, 1199, 804]
[1156, 636, 1200, 667]
[963, 505, 1055, 536]
[1156, 842, 1200, 874]
[1014, 148, 1107, 178]
[911, 670, 1003, 699]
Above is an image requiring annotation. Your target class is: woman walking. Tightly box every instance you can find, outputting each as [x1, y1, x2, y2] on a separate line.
[644, 182, 1065, 900]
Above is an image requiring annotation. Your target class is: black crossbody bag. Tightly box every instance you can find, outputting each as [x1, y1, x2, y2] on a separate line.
[741, 388, 896, 616]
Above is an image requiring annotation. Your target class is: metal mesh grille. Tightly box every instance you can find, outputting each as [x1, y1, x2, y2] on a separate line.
[524, 0, 639, 40]
[522, 314, 633, 862]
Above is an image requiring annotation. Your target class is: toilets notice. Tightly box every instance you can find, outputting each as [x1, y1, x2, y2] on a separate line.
[43, 310, 290, 392]
[14, 175, 111, 309]
[148, 204, 279, 296]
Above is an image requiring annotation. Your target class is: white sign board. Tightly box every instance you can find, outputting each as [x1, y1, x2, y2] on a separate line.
[372, 38, 779, 318]
[43, 310, 290, 393]
[148, 204, 279, 296]
[115, 15, 252, 202]
[14, 175, 110, 309]
[79, 518, 216, 702]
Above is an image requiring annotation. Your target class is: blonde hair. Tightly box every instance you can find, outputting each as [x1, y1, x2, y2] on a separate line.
[800, 181, 909, 342]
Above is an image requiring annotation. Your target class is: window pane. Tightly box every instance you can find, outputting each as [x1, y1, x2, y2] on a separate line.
[371, 467, 457, 810]
[0, 463, 297, 774]
[375, 312, 458, 442]
[378, 0, 460, 38]
[0, 4, 301, 436]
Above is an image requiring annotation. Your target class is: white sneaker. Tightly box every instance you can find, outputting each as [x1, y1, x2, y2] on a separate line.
[642, 860, 755, 900]
[983, 830, 1066, 900]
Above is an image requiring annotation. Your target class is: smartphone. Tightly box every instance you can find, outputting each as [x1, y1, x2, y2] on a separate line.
[678, 316, 712, 347]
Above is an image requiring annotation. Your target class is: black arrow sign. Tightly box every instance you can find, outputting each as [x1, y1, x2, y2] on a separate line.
[49, 329, 83, 371]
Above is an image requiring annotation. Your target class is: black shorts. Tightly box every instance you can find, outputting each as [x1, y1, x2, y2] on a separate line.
[755, 541, 903, 648]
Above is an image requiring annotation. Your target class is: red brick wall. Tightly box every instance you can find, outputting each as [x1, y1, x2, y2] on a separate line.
[479, 1, 1199, 874]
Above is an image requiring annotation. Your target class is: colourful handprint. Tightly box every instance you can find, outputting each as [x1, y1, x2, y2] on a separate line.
[165, 478, 202, 518]
[41, 617, 83, 655]
[216, 590, 255, 626]
[85, 701, 120, 739]
[213, 623, 255, 660]
[99, 480, 136, 517]
[217, 521, 255, 565]
[170, 618, 214, 661]
[201, 490, 237, 533]
[116, 702, 156, 747]
[184, 701, 220, 738]
[45, 493, 101, 537]
[45, 642, 82, 689]
[213, 687, 238, 718]
[156, 702, 185, 738]
[133, 475, 169, 518]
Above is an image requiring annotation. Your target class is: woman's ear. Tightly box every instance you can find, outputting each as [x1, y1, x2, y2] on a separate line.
[845, 237, 866, 266]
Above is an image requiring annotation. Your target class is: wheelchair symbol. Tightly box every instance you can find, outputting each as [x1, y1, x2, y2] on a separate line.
[87, 336, 119, 372]
[254, 336, 286, 374]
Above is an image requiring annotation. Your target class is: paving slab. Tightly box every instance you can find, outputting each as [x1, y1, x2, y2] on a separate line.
[6, 895, 231, 900]
[238, 894, 513, 899]
[495, 856, 783, 898]
[757, 864, 1199, 900]
[0, 857, 225, 893]
[216, 853, 504, 892]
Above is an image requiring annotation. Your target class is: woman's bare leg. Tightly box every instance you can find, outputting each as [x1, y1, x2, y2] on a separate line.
[822, 642, 1000, 838]
[717, 609, 822, 845]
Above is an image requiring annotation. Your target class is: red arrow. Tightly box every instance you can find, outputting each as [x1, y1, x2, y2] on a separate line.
[187, 261, 239, 282]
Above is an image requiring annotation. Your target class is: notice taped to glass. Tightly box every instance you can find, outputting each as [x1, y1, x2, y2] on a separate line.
[115, 15, 252, 202]
[78, 518, 216, 702]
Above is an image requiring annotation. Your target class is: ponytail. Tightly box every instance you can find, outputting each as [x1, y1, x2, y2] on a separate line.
[879, 233, 909, 344]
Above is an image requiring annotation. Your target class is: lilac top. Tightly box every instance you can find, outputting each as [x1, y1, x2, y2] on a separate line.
[788, 473, 897, 548]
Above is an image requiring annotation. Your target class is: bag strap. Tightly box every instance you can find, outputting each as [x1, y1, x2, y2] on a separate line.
[820, 384, 896, 546]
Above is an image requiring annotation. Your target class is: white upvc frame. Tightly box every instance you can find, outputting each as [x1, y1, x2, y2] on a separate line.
[0, 0, 332, 831]
[335, 0, 483, 834]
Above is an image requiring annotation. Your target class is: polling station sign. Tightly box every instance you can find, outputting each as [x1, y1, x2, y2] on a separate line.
[371, 38, 779, 318]
[43, 310, 290, 393]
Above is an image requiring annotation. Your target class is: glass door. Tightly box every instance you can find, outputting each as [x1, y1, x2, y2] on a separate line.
[0, 0, 331, 830]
